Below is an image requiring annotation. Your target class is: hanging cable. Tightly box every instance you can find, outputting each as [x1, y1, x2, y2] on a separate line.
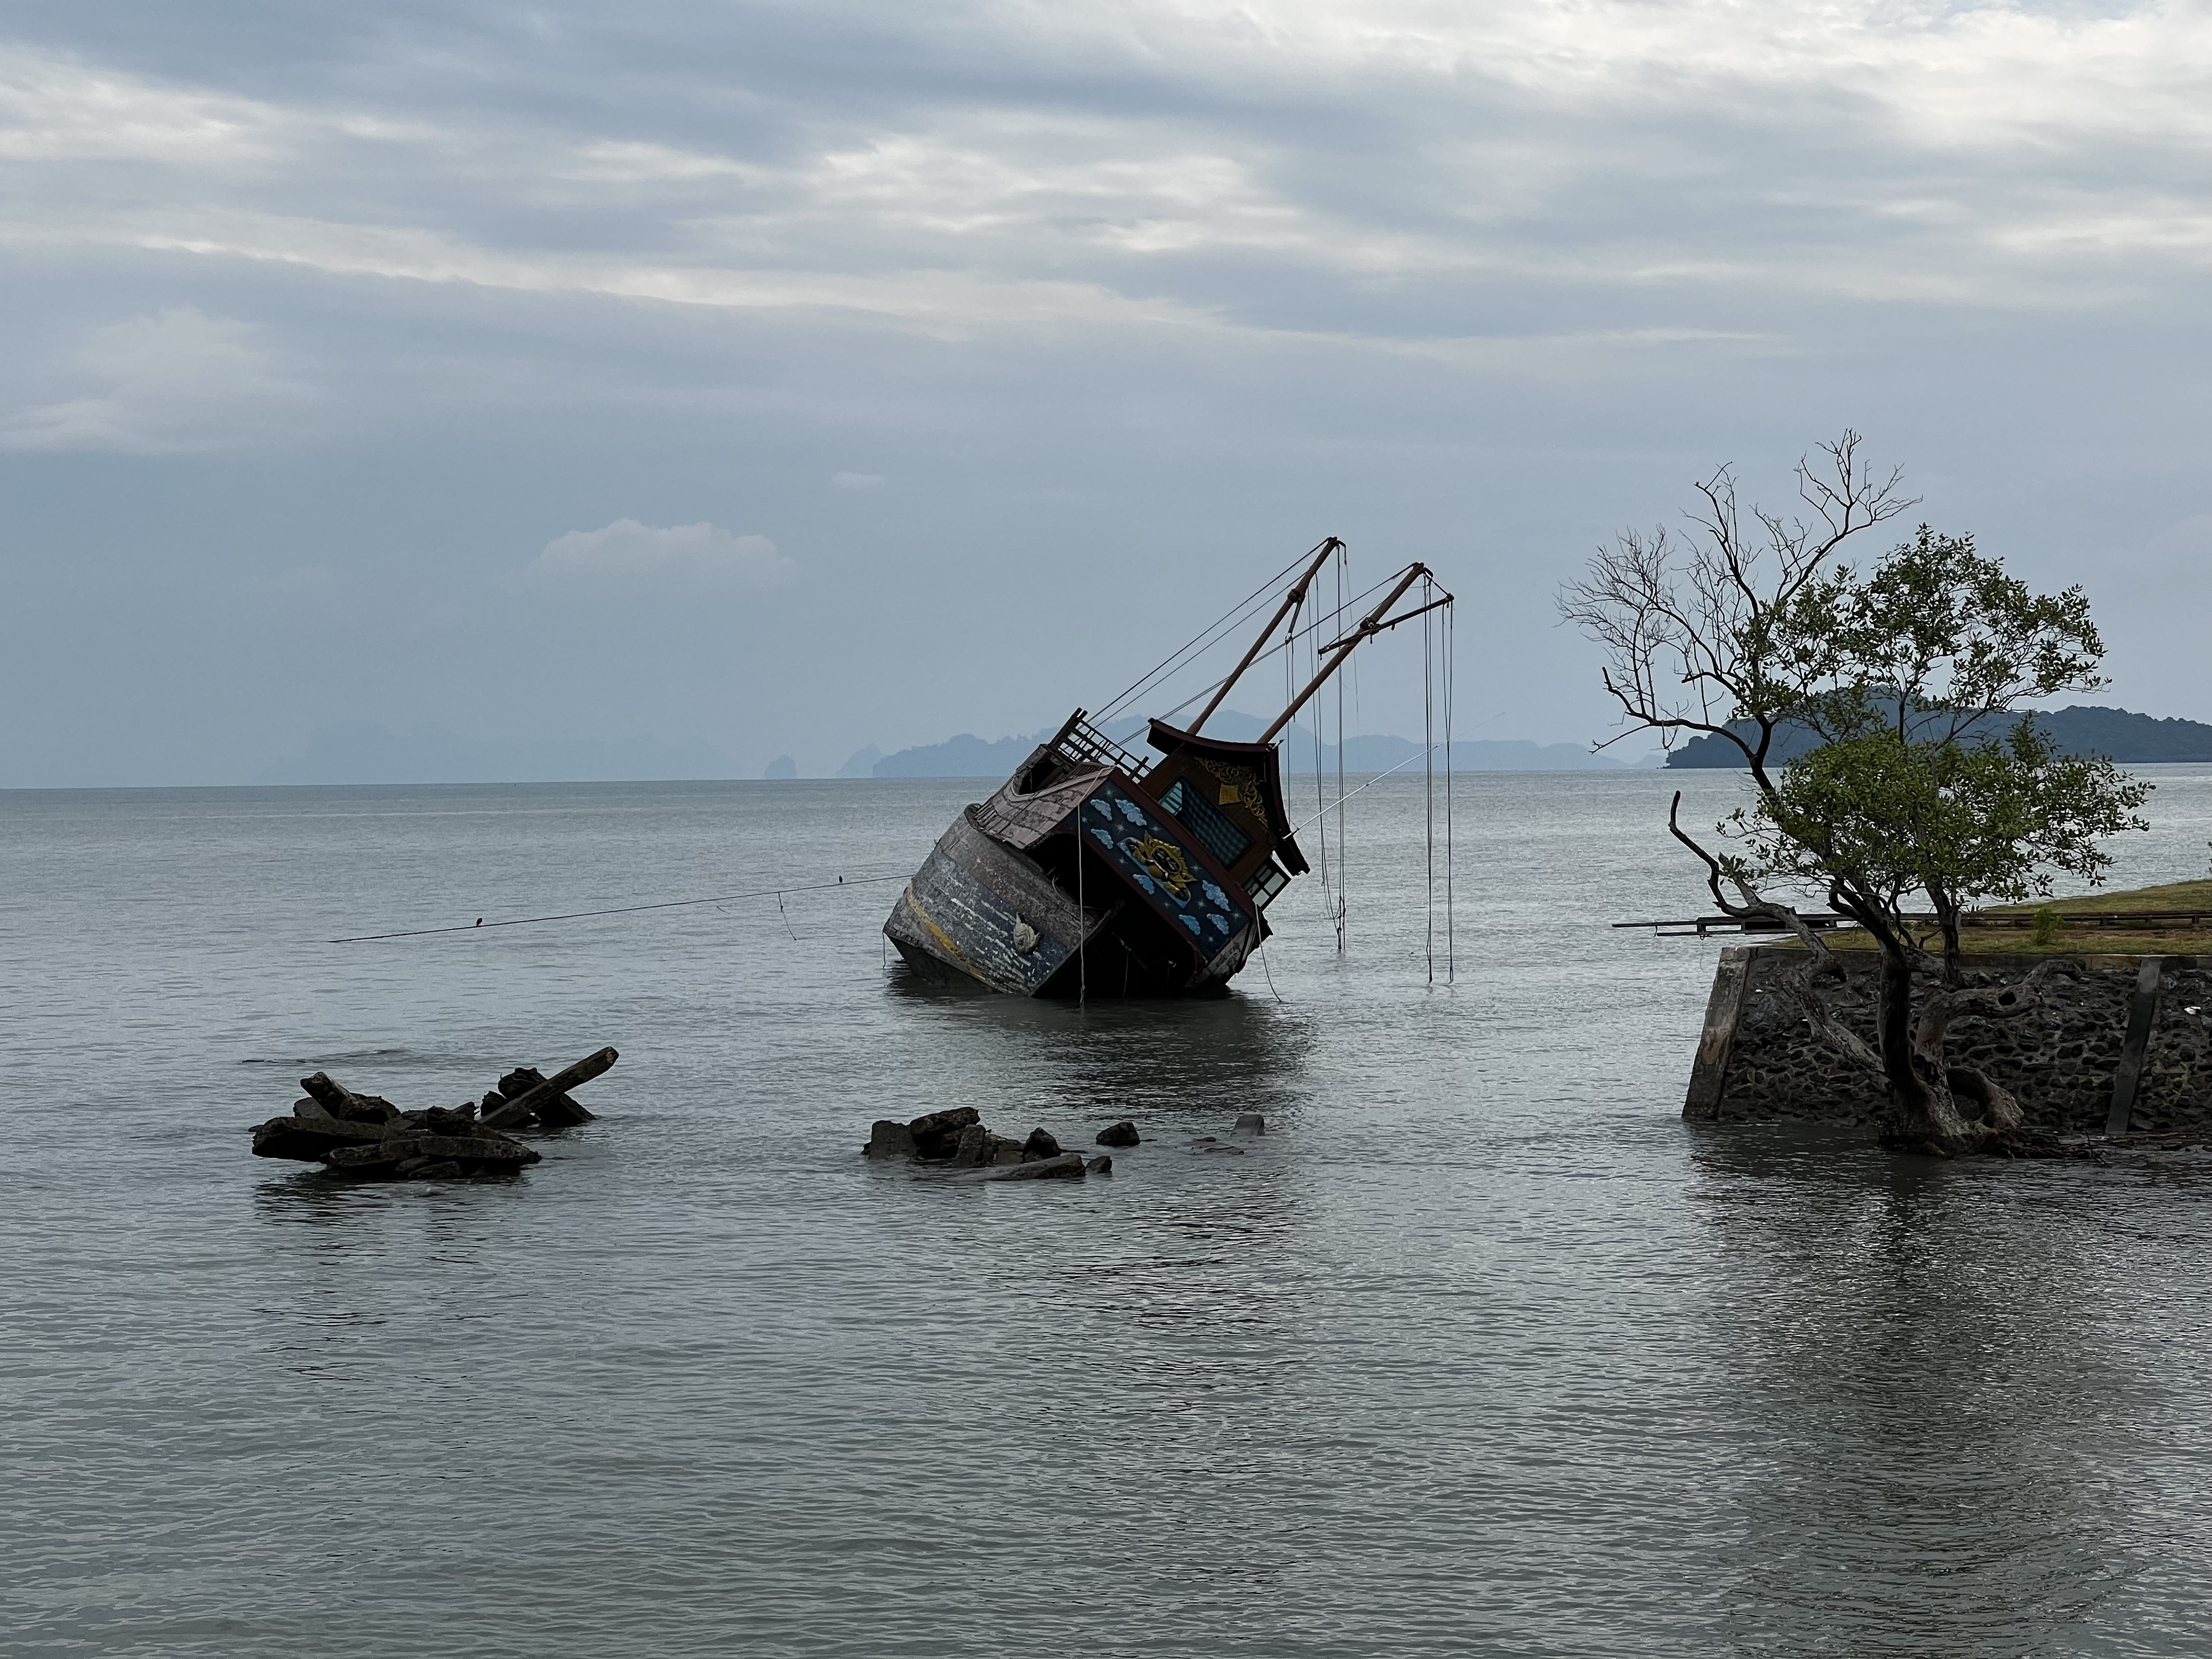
[1444, 594, 1457, 984]
[1333, 539, 1348, 953]
[1423, 576, 1436, 985]
[1298, 572, 1336, 952]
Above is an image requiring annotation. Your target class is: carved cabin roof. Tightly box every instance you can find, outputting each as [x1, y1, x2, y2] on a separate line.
[973, 748, 1109, 851]
[1144, 719, 1308, 875]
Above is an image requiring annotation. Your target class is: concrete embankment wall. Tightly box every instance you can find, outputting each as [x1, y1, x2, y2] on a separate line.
[1684, 947, 2212, 1133]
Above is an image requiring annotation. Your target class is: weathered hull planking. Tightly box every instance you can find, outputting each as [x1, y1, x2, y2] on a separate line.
[883, 807, 1112, 995]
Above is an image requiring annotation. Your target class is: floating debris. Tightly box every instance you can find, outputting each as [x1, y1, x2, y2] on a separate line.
[249, 1046, 615, 1180]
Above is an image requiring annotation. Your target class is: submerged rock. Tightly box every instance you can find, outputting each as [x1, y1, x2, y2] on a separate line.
[971, 1152, 1087, 1182]
[1234, 1113, 1266, 1135]
[907, 1107, 982, 1161]
[1085, 1155, 1114, 1176]
[864, 1109, 1099, 1178]
[865, 1119, 918, 1160]
[1095, 1120, 1140, 1148]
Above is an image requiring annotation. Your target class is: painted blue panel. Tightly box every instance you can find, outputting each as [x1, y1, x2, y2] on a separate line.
[1079, 778, 1251, 954]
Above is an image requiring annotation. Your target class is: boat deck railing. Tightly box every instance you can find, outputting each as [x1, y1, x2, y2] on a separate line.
[1052, 711, 1149, 780]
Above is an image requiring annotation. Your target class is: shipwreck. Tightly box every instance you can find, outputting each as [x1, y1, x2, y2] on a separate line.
[885, 542, 1453, 998]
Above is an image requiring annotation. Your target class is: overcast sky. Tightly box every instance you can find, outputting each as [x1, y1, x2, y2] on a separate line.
[3, 0, 2209, 784]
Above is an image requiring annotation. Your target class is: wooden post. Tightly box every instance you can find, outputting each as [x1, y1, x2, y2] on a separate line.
[1684, 946, 1756, 1120]
[2105, 957, 2166, 1136]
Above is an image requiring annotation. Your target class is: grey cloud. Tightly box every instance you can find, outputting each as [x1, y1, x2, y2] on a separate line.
[0, 2, 2208, 784]
[1, 306, 309, 451]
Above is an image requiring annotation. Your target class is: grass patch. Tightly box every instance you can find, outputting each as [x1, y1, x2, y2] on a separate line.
[1818, 878, 2212, 956]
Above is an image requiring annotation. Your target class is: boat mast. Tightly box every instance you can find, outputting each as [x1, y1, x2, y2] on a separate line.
[1187, 538, 1343, 736]
[1259, 564, 1442, 744]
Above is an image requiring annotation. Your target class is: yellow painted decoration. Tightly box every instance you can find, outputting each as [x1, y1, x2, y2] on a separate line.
[1196, 758, 1263, 816]
[1126, 833, 1196, 898]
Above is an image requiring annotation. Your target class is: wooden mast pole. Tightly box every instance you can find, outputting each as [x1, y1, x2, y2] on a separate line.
[1187, 538, 1343, 736]
[1259, 564, 1432, 745]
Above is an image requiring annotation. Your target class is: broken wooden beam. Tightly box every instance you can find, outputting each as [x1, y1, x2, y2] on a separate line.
[493, 1065, 597, 1129]
[251, 1112, 392, 1161]
[482, 1047, 618, 1129]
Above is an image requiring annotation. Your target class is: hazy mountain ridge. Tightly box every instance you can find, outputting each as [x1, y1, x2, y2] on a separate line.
[1664, 705, 2212, 768]
[261, 714, 1637, 786]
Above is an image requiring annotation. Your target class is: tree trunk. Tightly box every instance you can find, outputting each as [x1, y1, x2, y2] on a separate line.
[1872, 942, 1974, 1151]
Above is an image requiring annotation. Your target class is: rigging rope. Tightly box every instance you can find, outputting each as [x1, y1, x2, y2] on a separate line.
[1099, 562, 1404, 728]
[1287, 742, 1439, 833]
[1333, 541, 1348, 954]
[328, 872, 910, 943]
[1094, 545, 1313, 722]
[1443, 594, 1457, 983]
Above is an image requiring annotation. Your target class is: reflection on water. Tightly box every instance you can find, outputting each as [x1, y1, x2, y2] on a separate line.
[7, 772, 2212, 1656]
[1689, 1130, 2151, 1653]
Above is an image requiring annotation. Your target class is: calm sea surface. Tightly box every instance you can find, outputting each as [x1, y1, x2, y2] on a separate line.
[7, 769, 2212, 1658]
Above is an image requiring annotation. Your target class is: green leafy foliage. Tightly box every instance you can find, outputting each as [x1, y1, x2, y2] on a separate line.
[1726, 718, 2149, 922]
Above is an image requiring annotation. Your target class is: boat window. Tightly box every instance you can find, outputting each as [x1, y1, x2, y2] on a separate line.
[1167, 785, 1251, 869]
[1244, 861, 1290, 909]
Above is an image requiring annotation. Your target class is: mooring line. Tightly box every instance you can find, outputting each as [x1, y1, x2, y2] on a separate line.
[330, 873, 910, 943]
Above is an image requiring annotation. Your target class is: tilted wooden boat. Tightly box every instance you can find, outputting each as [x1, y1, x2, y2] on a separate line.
[885, 545, 1451, 998]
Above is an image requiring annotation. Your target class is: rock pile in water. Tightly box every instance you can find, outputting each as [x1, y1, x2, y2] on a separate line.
[864, 1107, 1111, 1179]
[250, 1047, 615, 1181]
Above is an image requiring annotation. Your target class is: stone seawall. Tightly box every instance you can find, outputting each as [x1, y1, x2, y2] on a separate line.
[1684, 948, 2212, 1131]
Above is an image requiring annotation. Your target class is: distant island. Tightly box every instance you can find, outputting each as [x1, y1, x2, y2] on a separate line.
[1664, 705, 2212, 768]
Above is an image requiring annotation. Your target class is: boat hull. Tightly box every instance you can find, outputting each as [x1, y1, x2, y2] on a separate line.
[885, 780, 1265, 999]
[884, 808, 1109, 996]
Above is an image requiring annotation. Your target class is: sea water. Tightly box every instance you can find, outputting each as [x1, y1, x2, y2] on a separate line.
[6, 769, 2212, 1657]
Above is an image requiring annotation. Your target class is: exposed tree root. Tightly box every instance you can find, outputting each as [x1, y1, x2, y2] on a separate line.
[1875, 1124, 2102, 1160]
